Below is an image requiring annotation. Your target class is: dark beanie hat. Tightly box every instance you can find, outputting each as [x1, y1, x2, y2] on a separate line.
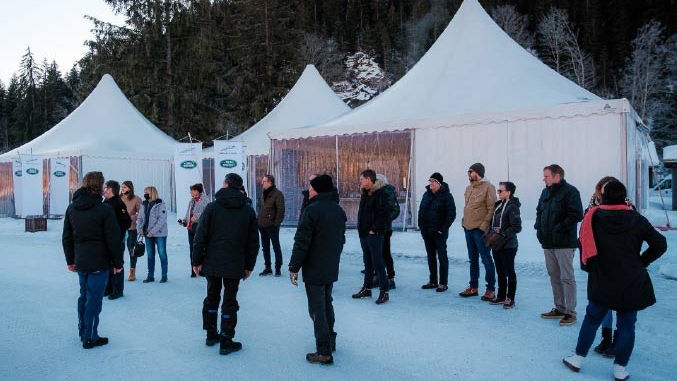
[469, 163, 485, 178]
[430, 172, 443, 184]
[310, 174, 333, 193]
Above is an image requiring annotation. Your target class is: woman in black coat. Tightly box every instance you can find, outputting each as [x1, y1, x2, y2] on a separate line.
[563, 181, 667, 381]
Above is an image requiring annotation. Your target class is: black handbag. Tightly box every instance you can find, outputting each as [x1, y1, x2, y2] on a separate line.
[483, 200, 510, 251]
[133, 236, 146, 257]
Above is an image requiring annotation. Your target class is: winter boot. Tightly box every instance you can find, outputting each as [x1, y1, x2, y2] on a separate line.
[219, 337, 242, 355]
[562, 354, 584, 372]
[613, 363, 629, 381]
[83, 337, 109, 349]
[330, 332, 337, 352]
[480, 290, 496, 301]
[375, 290, 389, 305]
[458, 287, 478, 297]
[259, 268, 273, 276]
[203, 310, 219, 346]
[128, 268, 136, 281]
[604, 330, 618, 358]
[351, 287, 372, 299]
[306, 352, 333, 365]
[274, 268, 282, 277]
[421, 282, 438, 290]
[143, 276, 154, 283]
[159, 276, 168, 283]
[594, 328, 613, 354]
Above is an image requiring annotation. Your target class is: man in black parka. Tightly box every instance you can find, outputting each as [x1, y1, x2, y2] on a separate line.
[289, 174, 347, 365]
[103, 180, 131, 300]
[192, 173, 260, 355]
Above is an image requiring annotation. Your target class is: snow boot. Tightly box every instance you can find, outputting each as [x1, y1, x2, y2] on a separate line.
[219, 337, 242, 355]
[562, 354, 584, 372]
[128, 268, 136, 281]
[143, 276, 154, 283]
[421, 282, 438, 290]
[274, 268, 282, 277]
[375, 291, 389, 305]
[306, 352, 333, 365]
[351, 287, 372, 299]
[604, 330, 618, 358]
[159, 276, 168, 283]
[203, 310, 219, 346]
[594, 328, 613, 354]
[613, 363, 629, 381]
[259, 268, 273, 276]
[83, 337, 109, 349]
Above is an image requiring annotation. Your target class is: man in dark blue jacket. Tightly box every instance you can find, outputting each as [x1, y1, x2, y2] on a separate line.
[289, 174, 346, 365]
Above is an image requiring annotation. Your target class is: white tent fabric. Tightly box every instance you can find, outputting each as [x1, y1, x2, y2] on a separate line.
[204, 64, 349, 157]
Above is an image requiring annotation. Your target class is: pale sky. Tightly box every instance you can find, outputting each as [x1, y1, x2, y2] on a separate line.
[0, 0, 127, 85]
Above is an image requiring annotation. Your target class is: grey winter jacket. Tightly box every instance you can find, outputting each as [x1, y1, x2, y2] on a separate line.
[185, 196, 209, 223]
[137, 199, 168, 237]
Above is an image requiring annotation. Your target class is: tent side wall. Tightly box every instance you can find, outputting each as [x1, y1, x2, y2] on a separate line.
[0, 162, 14, 217]
[414, 110, 626, 223]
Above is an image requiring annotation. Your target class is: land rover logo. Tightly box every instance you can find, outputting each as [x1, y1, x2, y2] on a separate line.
[220, 159, 237, 168]
[180, 160, 197, 169]
[14, 170, 22, 177]
[26, 168, 39, 175]
[53, 170, 66, 177]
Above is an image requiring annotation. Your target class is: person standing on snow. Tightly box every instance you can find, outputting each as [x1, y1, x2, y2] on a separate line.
[459, 163, 497, 300]
[418, 172, 456, 292]
[375, 173, 400, 290]
[120, 181, 141, 281]
[257, 174, 285, 277]
[563, 180, 666, 381]
[103, 180, 131, 300]
[62, 171, 122, 349]
[289, 174, 347, 365]
[180, 183, 209, 278]
[192, 173, 259, 355]
[535, 164, 583, 326]
[136, 186, 169, 283]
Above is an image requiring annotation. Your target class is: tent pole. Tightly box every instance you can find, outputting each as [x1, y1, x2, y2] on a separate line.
[403, 130, 414, 232]
[335, 135, 340, 191]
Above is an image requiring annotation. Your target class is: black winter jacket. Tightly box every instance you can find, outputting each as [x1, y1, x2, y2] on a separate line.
[192, 187, 260, 279]
[357, 180, 389, 237]
[104, 195, 131, 235]
[534, 180, 583, 249]
[383, 183, 400, 231]
[62, 188, 123, 272]
[300, 186, 339, 220]
[490, 197, 522, 249]
[289, 192, 347, 284]
[586, 209, 667, 312]
[418, 182, 456, 233]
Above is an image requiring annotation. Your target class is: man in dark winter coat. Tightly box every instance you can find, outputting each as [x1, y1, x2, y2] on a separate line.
[289, 174, 347, 365]
[192, 173, 260, 355]
[352, 169, 390, 304]
[563, 181, 666, 381]
[299, 174, 340, 220]
[62, 171, 122, 349]
[376, 174, 400, 289]
[257, 174, 285, 276]
[535, 164, 583, 326]
[418, 172, 456, 292]
[103, 180, 131, 300]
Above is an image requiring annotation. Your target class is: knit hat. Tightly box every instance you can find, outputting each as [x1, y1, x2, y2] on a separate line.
[310, 174, 333, 193]
[469, 163, 485, 178]
[429, 172, 443, 185]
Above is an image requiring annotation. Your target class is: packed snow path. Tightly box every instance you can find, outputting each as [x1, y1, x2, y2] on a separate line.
[0, 215, 674, 381]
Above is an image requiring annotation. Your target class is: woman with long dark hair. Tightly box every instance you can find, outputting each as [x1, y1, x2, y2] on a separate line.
[121, 181, 142, 281]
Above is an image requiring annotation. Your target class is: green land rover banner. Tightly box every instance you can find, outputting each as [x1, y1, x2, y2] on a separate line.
[213, 140, 247, 192]
[19, 154, 44, 217]
[49, 158, 70, 215]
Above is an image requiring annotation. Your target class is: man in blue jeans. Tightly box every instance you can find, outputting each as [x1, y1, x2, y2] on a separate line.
[459, 163, 497, 300]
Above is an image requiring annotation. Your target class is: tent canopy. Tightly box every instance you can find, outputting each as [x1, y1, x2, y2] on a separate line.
[272, 0, 600, 140]
[0, 74, 176, 160]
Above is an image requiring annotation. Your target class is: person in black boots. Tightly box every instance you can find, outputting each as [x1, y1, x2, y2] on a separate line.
[488, 182, 521, 309]
[103, 180, 131, 300]
[418, 172, 456, 292]
[257, 174, 285, 277]
[63, 171, 122, 349]
[289, 174, 347, 365]
[192, 173, 259, 355]
[352, 169, 390, 304]
[376, 174, 400, 290]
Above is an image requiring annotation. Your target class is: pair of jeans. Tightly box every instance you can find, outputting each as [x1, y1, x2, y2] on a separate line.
[305, 283, 336, 355]
[259, 226, 283, 270]
[146, 236, 168, 278]
[601, 310, 614, 329]
[360, 235, 389, 291]
[575, 301, 637, 367]
[77, 271, 109, 342]
[493, 247, 517, 300]
[126, 230, 138, 268]
[203, 277, 240, 338]
[544, 248, 577, 317]
[188, 223, 197, 274]
[421, 230, 449, 285]
[464, 228, 496, 291]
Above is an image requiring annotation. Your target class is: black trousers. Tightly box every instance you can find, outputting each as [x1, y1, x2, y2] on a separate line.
[422, 230, 449, 285]
[259, 226, 283, 270]
[188, 223, 197, 274]
[383, 230, 395, 279]
[106, 240, 125, 296]
[305, 283, 335, 355]
[203, 277, 240, 338]
[492, 247, 517, 300]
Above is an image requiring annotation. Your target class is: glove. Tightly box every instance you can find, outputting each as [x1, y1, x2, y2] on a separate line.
[289, 271, 298, 287]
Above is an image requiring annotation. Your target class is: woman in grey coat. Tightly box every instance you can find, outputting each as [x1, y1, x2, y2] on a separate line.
[136, 186, 169, 283]
[181, 183, 209, 277]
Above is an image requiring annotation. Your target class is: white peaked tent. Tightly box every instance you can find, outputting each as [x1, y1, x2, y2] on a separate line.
[270, 0, 651, 225]
[204, 64, 349, 204]
[0, 74, 177, 214]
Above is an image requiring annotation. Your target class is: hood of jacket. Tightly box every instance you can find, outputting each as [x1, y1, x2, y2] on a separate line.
[495, 196, 521, 208]
[594, 208, 641, 235]
[363, 179, 385, 196]
[215, 187, 247, 209]
[72, 188, 103, 211]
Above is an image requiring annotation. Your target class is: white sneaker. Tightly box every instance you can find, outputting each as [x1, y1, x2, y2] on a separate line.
[613, 364, 630, 381]
[563, 354, 584, 372]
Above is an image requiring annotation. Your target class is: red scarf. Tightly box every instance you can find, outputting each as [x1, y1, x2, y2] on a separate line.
[580, 204, 632, 265]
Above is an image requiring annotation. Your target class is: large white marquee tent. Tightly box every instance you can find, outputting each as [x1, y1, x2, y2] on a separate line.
[270, 0, 651, 225]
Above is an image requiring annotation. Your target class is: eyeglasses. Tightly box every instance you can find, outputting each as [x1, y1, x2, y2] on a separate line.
[497, 190, 507, 193]
[467, 170, 473, 173]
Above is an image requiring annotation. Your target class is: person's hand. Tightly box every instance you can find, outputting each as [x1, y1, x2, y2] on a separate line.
[243, 270, 252, 280]
[193, 265, 202, 276]
[290, 272, 298, 286]
[68, 264, 76, 272]
[369, 230, 375, 235]
[190, 216, 198, 223]
[113, 267, 122, 274]
[437, 230, 443, 235]
[147, 232, 154, 238]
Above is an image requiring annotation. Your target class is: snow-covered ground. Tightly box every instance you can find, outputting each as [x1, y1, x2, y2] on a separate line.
[0, 207, 675, 381]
